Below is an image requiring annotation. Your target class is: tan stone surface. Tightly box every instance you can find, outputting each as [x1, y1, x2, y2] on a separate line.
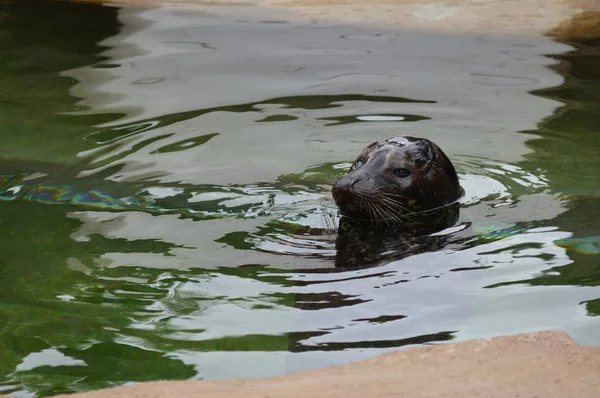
[17, 331, 591, 398]
[59, 0, 600, 37]
[548, 10, 600, 41]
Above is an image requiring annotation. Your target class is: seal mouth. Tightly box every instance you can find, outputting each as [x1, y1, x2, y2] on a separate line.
[344, 204, 360, 213]
[331, 186, 360, 217]
[337, 202, 364, 220]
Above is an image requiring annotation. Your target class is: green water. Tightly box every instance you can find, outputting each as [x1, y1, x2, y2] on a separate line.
[0, 0, 599, 396]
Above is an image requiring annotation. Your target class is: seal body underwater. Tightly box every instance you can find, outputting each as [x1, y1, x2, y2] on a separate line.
[332, 136, 461, 226]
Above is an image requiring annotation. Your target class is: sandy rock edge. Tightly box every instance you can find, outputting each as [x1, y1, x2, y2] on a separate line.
[25, 331, 599, 397]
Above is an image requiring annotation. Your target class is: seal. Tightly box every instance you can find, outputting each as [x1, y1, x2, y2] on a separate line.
[332, 136, 461, 226]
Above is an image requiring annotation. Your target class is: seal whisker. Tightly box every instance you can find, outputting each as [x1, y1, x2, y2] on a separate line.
[375, 192, 416, 211]
[364, 199, 380, 226]
[372, 201, 388, 222]
[377, 197, 415, 218]
[378, 195, 414, 213]
[380, 204, 403, 226]
[326, 173, 341, 185]
[365, 200, 382, 226]
[376, 191, 413, 201]
[384, 204, 403, 223]
[377, 203, 391, 227]
[375, 204, 393, 226]
[372, 201, 400, 227]
[372, 203, 388, 227]
[318, 192, 339, 234]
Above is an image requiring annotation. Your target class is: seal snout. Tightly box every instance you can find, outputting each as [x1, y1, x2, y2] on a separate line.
[331, 174, 355, 205]
[332, 172, 372, 218]
[332, 172, 371, 197]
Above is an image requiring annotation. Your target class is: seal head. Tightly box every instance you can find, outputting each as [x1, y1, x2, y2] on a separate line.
[332, 136, 461, 225]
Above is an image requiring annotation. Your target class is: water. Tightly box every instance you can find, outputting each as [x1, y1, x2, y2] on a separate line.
[1, 1, 599, 396]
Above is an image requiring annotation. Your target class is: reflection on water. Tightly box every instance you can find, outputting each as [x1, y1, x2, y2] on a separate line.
[0, 0, 599, 396]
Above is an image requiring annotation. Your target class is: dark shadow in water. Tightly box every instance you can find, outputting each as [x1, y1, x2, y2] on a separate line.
[0, 0, 127, 162]
[294, 291, 371, 310]
[288, 330, 455, 352]
[83, 94, 434, 146]
[87, 94, 434, 143]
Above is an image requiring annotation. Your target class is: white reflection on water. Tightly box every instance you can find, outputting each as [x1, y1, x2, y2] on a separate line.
[93, 226, 600, 379]
[64, 7, 571, 187]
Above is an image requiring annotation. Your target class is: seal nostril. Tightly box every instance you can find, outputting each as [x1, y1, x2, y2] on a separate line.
[349, 174, 368, 189]
[351, 175, 366, 188]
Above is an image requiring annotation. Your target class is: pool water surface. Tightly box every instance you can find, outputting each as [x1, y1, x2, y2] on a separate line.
[0, 1, 599, 396]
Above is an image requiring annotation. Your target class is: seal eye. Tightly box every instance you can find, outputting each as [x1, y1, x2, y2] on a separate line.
[351, 159, 364, 170]
[391, 167, 411, 178]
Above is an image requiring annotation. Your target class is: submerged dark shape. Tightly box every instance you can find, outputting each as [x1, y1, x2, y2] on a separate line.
[334, 203, 467, 269]
[332, 136, 465, 268]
